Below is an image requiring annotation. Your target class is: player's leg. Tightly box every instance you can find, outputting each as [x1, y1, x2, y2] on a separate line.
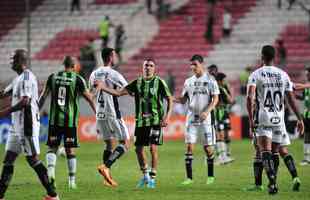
[301, 118, 310, 165]
[135, 126, 151, 188]
[244, 140, 264, 191]
[45, 125, 61, 189]
[0, 151, 18, 199]
[147, 125, 163, 188]
[0, 134, 21, 199]
[279, 146, 300, 191]
[224, 111, 233, 158]
[181, 125, 197, 185]
[104, 119, 129, 169]
[216, 129, 227, 165]
[64, 127, 79, 189]
[271, 142, 280, 181]
[24, 136, 58, 199]
[256, 126, 277, 194]
[203, 124, 216, 185]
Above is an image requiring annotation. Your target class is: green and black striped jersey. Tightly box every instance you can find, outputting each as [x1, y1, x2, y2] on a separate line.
[125, 75, 171, 127]
[46, 71, 88, 127]
[303, 88, 310, 119]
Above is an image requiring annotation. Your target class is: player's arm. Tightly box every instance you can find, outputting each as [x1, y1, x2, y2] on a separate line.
[286, 91, 304, 135]
[82, 90, 96, 114]
[222, 87, 234, 104]
[38, 83, 50, 109]
[293, 82, 310, 91]
[0, 83, 13, 98]
[94, 80, 129, 96]
[246, 85, 256, 132]
[201, 94, 219, 120]
[174, 94, 188, 104]
[0, 96, 30, 117]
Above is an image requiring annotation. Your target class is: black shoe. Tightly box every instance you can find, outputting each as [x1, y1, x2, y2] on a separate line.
[268, 184, 278, 195]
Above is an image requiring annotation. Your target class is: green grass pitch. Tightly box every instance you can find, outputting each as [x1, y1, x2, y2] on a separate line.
[1, 139, 309, 200]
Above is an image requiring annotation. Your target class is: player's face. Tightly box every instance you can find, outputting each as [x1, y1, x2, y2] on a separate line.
[143, 61, 155, 78]
[190, 60, 203, 76]
[208, 68, 217, 76]
[10, 53, 23, 73]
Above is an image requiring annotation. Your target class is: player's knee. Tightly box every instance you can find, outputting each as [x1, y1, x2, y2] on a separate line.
[47, 147, 58, 154]
[65, 147, 75, 156]
[26, 156, 41, 168]
[3, 151, 18, 166]
[150, 145, 157, 155]
[119, 140, 130, 151]
[204, 145, 214, 158]
[279, 147, 288, 157]
[135, 146, 143, 154]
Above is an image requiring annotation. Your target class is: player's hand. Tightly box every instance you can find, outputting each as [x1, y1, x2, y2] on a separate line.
[200, 112, 209, 121]
[160, 116, 169, 127]
[248, 121, 255, 139]
[297, 120, 304, 135]
[94, 80, 105, 90]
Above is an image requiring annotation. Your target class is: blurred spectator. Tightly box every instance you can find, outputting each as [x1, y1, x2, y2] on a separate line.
[156, 0, 170, 20]
[205, 9, 215, 43]
[278, 0, 282, 9]
[276, 39, 287, 68]
[222, 7, 232, 39]
[146, 0, 152, 14]
[99, 16, 113, 48]
[80, 38, 96, 79]
[165, 68, 175, 94]
[300, 2, 310, 40]
[287, 0, 296, 10]
[239, 66, 252, 95]
[70, 0, 81, 14]
[115, 24, 127, 64]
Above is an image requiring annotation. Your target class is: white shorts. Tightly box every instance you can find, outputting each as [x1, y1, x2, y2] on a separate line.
[96, 118, 129, 141]
[5, 134, 40, 156]
[185, 124, 216, 146]
[255, 125, 289, 144]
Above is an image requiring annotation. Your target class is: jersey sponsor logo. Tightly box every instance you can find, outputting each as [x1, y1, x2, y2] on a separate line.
[270, 116, 281, 124]
[96, 112, 106, 119]
[261, 72, 281, 80]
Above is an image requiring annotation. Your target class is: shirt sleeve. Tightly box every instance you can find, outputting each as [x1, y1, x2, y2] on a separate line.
[158, 78, 171, 97]
[3, 82, 13, 94]
[284, 72, 293, 92]
[247, 72, 257, 87]
[19, 73, 32, 98]
[210, 79, 220, 95]
[111, 71, 128, 89]
[125, 79, 137, 95]
[181, 80, 188, 97]
[77, 75, 88, 94]
[89, 71, 95, 89]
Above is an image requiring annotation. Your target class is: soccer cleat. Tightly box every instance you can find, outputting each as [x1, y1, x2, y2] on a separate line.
[68, 180, 77, 190]
[292, 177, 301, 191]
[147, 178, 156, 189]
[136, 174, 150, 188]
[268, 184, 278, 195]
[242, 185, 264, 191]
[181, 178, 194, 186]
[299, 160, 310, 166]
[42, 195, 60, 200]
[223, 157, 235, 164]
[98, 164, 118, 187]
[206, 177, 215, 185]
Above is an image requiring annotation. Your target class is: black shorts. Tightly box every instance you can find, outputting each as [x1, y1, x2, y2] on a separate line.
[47, 125, 79, 148]
[303, 118, 310, 143]
[134, 125, 163, 146]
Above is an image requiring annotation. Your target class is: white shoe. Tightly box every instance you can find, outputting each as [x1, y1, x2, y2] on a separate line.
[300, 159, 310, 166]
[68, 180, 77, 189]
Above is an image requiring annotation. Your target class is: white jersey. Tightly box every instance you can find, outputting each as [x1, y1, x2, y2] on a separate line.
[89, 66, 127, 120]
[247, 66, 293, 127]
[182, 73, 219, 126]
[7, 69, 40, 136]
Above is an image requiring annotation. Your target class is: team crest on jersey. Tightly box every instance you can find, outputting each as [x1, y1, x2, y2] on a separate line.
[270, 117, 281, 124]
[150, 88, 155, 95]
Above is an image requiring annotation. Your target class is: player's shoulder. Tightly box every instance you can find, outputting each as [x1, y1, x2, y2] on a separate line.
[184, 75, 195, 84]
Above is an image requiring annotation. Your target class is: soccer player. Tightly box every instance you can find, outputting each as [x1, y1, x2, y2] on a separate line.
[0, 49, 59, 200]
[246, 45, 304, 194]
[175, 55, 219, 185]
[214, 72, 234, 164]
[208, 65, 234, 158]
[296, 68, 310, 165]
[39, 56, 96, 189]
[88, 48, 130, 187]
[95, 58, 173, 189]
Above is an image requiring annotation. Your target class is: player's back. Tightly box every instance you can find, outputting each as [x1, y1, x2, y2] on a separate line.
[89, 66, 127, 120]
[11, 69, 40, 136]
[249, 66, 292, 127]
[48, 70, 87, 127]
